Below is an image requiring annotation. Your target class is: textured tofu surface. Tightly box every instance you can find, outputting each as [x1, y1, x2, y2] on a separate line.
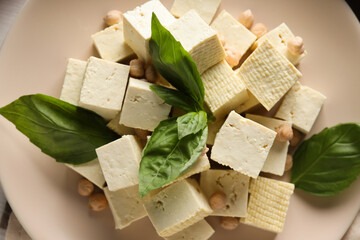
[211, 111, 276, 178]
[60, 58, 87, 105]
[211, 10, 256, 57]
[240, 176, 294, 233]
[96, 135, 142, 191]
[107, 111, 135, 135]
[165, 219, 215, 240]
[123, 0, 175, 62]
[119, 78, 171, 131]
[144, 179, 213, 237]
[237, 40, 302, 111]
[201, 60, 248, 118]
[275, 82, 326, 133]
[91, 22, 134, 62]
[235, 91, 260, 114]
[246, 114, 290, 176]
[200, 170, 250, 217]
[65, 159, 105, 189]
[104, 186, 147, 229]
[168, 10, 225, 74]
[256, 23, 307, 65]
[170, 0, 221, 24]
[78, 57, 130, 120]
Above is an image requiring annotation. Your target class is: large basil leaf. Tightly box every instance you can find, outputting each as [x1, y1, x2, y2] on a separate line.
[149, 13, 204, 111]
[150, 85, 197, 113]
[291, 123, 360, 196]
[139, 117, 208, 197]
[0, 94, 119, 165]
[177, 111, 207, 139]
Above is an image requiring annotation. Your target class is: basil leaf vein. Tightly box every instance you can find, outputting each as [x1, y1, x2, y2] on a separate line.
[177, 111, 207, 139]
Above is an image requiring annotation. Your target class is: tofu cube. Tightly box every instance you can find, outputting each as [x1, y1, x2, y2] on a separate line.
[91, 22, 134, 62]
[107, 111, 135, 135]
[255, 23, 307, 65]
[211, 10, 256, 57]
[66, 159, 105, 189]
[207, 116, 226, 145]
[240, 176, 295, 233]
[246, 114, 290, 176]
[200, 170, 250, 217]
[275, 82, 326, 134]
[104, 186, 147, 229]
[211, 111, 276, 178]
[201, 60, 248, 118]
[144, 179, 213, 237]
[236, 40, 302, 111]
[79, 57, 130, 120]
[123, 0, 176, 63]
[165, 219, 215, 240]
[60, 58, 87, 105]
[119, 78, 171, 131]
[96, 135, 142, 191]
[170, 0, 221, 24]
[235, 91, 260, 114]
[168, 10, 226, 74]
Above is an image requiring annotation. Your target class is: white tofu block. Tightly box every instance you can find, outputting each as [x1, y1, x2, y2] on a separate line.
[144, 179, 213, 237]
[107, 111, 135, 135]
[236, 40, 302, 111]
[170, 0, 221, 24]
[165, 219, 215, 240]
[168, 10, 226, 74]
[123, 0, 176, 63]
[211, 111, 276, 178]
[255, 23, 307, 65]
[200, 170, 250, 217]
[119, 78, 171, 131]
[104, 186, 147, 229]
[96, 135, 142, 191]
[207, 116, 226, 145]
[211, 10, 256, 57]
[65, 158, 105, 189]
[275, 82, 326, 134]
[235, 90, 260, 114]
[78, 57, 130, 120]
[246, 114, 290, 176]
[60, 58, 87, 105]
[201, 60, 248, 118]
[91, 22, 134, 62]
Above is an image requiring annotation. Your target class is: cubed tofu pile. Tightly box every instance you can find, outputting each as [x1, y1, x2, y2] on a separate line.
[59, 0, 326, 238]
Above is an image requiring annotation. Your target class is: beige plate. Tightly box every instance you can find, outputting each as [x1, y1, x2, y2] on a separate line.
[0, 0, 359, 239]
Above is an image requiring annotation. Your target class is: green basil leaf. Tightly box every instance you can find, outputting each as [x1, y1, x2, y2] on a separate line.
[177, 111, 207, 139]
[0, 94, 119, 165]
[149, 13, 204, 110]
[150, 85, 197, 113]
[291, 123, 360, 196]
[139, 117, 208, 197]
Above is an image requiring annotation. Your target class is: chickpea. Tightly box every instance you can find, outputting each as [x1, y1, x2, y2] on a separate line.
[78, 178, 94, 197]
[290, 128, 303, 146]
[218, 33, 226, 46]
[129, 59, 145, 78]
[251, 23, 268, 39]
[238, 9, 254, 29]
[225, 46, 241, 68]
[104, 10, 122, 26]
[220, 217, 239, 230]
[134, 128, 151, 140]
[275, 124, 293, 142]
[209, 191, 227, 210]
[88, 193, 108, 211]
[287, 36, 305, 55]
[201, 146, 209, 157]
[145, 65, 158, 83]
[284, 154, 293, 172]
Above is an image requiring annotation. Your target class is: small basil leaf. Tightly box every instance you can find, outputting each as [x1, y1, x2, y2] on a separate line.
[149, 13, 204, 109]
[139, 117, 207, 197]
[150, 85, 197, 113]
[177, 111, 207, 139]
[0, 94, 119, 165]
[291, 123, 360, 196]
